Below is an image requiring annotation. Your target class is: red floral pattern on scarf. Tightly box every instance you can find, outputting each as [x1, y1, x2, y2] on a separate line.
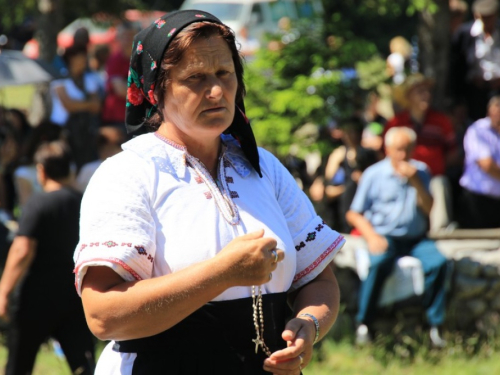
[148, 84, 157, 105]
[127, 83, 144, 106]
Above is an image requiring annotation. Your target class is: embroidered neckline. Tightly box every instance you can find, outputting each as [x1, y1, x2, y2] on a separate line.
[154, 131, 240, 225]
[151, 132, 252, 178]
[154, 132, 186, 151]
[187, 150, 241, 226]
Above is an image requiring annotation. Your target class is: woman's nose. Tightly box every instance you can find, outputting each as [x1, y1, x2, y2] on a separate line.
[206, 76, 223, 99]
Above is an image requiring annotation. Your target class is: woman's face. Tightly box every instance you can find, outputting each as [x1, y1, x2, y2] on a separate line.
[407, 83, 431, 112]
[160, 36, 238, 142]
[69, 53, 88, 76]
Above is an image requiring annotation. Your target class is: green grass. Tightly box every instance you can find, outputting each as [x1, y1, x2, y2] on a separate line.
[1, 335, 500, 375]
[305, 339, 500, 375]
[0, 343, 72, 374]
[0, 338, 106, 374]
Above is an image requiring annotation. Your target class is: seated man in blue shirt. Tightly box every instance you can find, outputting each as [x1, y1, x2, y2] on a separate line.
[346, 126, 448, 347]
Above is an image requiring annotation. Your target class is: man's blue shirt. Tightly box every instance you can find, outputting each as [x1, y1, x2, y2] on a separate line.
[350, 158, 431, 239]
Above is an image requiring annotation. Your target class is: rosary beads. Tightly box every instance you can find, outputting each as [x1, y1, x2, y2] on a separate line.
[252, 285, 272, 357]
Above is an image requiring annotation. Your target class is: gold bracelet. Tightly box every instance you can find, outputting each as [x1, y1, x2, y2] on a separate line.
[298, 313, 320, 344]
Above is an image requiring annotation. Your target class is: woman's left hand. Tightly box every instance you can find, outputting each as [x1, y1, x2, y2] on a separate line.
[263, 317, 315, 374]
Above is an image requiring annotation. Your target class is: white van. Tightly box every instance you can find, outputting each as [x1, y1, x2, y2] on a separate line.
[179, 0, 323, 44]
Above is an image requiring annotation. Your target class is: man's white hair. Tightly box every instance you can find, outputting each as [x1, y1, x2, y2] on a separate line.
[488, 95, 500, 109]
[385, 126, 417, 147]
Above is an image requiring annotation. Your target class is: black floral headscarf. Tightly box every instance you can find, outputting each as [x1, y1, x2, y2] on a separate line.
[125, 10, 262, 177]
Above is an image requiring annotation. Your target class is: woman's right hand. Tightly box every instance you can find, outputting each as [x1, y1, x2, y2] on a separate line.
[217, 229, 285, 286]
[87, 98, 101, 114]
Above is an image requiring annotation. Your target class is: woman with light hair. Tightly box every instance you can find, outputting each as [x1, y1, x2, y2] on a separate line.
[387, 36, 412, 85]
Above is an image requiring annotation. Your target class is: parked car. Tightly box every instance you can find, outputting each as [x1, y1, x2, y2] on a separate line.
[179, 0, 323, 45]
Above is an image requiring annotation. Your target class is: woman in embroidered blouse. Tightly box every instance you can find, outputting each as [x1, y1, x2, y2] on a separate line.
[74, 10, 345, 375]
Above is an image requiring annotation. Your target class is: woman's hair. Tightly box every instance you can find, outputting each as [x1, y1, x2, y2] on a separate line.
[6, 108, 30, 132]
[385, 126, 417, 147]
[19, 121, 62, 166]
[34, 140, 73, 181]
[3, 108, 31, 145]
[146, 21, 245, 130]
[389, 36, 412, 59]
[96, 126, 126, 150]
[63, 44, 88, 66]
[339, 116, 365, 135]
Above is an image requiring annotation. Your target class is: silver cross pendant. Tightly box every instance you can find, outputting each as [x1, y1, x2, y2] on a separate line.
[252, 337, 263, 354]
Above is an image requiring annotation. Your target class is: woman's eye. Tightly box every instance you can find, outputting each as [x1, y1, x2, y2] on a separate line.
[217, 70, 229, 76]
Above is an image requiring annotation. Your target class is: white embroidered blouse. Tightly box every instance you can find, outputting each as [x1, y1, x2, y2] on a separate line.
[73, 132, 345, 299]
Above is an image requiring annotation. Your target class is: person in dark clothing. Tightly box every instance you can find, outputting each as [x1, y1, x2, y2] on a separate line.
[0, 141, 95, 375]
[450, 0, 500, 121]
[14, 120, 62, 211]
[324, 117, 379, 233]
[51, 45, 101, 171]
[0, 108, 33, 216]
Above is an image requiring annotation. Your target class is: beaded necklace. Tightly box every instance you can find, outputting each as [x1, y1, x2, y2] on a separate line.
[187, 151, 240, 226]
[155, 131, 270, 356]
[154, 131, 240, 225]
[252, 285, 272, 356]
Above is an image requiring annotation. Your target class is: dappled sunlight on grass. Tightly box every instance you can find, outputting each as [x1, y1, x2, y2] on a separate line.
[0, 342, 72, 374]
[0, 335, 500, 374]
[305, 336, 500, 375]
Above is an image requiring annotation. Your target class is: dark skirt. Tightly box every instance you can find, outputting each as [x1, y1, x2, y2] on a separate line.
[114, 293, 290, 375]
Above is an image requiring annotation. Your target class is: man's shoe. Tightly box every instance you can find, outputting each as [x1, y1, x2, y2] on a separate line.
[430, 326, 447, 348]
[355, 324, 371, 346]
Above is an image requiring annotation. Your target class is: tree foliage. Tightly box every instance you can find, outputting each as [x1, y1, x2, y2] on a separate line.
[322, 1, 419, 56]
[245, 21, 378, 158]
[245, 0, 440, 159]
[1, 0, 442, 159]
[0, 0, 37, 31]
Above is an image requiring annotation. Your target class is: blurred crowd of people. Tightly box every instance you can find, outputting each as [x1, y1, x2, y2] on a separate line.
[0, 19, 136, 374]
[0, 22, 135, 222]
[0, 0, 497, 368]
[307, 0, 500, 236]
[299, 0, 500, 346]
[3, 0, 495, 236]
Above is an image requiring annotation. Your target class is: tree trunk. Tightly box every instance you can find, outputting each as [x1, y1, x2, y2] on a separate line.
[35, 0, 63, 63]
[417, 0, 450, 111]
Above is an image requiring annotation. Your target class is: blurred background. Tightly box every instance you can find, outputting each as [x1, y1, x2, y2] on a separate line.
[1, 0, 500, 374]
